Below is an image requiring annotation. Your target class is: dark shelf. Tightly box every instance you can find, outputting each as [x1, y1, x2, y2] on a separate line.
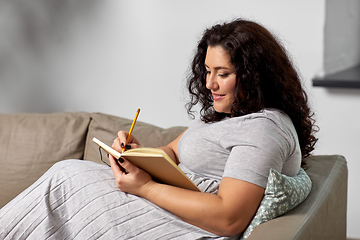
[312, 64, 360, 89]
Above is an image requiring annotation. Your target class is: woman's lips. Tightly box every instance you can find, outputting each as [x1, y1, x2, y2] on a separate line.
[212, 93, 225, 101]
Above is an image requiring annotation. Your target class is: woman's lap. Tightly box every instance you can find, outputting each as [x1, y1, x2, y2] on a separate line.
[0, 160, 220, 240]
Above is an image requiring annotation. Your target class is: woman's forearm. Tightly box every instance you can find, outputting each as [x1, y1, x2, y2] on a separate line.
[139, 179, 260, 236]
[140, 181, 225, 235]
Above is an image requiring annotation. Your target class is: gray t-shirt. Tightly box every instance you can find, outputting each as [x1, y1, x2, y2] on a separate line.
[178, 108, 301, 190]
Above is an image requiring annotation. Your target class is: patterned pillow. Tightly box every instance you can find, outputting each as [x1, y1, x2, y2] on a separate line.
[240, 168, 312, 240]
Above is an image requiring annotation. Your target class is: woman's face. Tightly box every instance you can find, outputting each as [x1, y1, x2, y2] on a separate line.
[205, 46, 237, 114]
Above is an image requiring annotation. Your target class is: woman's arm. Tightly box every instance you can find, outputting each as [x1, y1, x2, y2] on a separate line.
[110, 130, 264, 236]
[146, 178, 263, 236]
[109, 158, 263, 236]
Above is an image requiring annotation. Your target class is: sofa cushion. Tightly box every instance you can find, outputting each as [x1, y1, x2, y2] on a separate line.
[84, 112, 187, 165]
[241, 168, 312, 240]
[0, 112, 91, 208]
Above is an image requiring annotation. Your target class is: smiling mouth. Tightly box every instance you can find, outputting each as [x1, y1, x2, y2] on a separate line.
[212, 93, 225, 101]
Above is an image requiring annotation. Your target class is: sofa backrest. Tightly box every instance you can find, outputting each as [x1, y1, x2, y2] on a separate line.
[0, 112, 186, 208]
[0, 112, 91, 208]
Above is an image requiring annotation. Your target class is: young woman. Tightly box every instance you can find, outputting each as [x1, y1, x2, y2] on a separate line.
[0, 18, 317, 239]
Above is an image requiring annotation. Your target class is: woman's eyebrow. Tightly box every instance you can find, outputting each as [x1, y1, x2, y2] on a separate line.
[204, 64, 233, 70]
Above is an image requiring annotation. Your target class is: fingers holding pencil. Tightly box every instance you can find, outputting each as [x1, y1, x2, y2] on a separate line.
[114, 131, 141, 152]
[113, 108, 142, 153]
[123, 108, 140, 151]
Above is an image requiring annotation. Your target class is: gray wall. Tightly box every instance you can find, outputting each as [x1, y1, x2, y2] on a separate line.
[0, 0, 324, 128]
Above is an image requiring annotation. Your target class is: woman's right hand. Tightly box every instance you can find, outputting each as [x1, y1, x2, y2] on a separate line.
[111, 130, 142, 153]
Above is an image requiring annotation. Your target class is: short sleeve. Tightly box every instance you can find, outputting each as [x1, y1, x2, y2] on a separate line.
[221, 116, 296, 188]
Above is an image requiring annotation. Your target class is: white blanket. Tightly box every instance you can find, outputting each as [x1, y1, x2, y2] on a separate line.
[0, 160, 237, 240]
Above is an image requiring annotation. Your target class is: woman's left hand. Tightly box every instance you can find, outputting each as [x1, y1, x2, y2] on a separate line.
[108, 154, 154, 196]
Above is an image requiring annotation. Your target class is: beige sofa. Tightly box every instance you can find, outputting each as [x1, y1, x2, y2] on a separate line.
[0, 112, 348, 239]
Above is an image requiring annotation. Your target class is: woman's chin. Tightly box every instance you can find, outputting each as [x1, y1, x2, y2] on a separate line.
[214, 107, 231, 114]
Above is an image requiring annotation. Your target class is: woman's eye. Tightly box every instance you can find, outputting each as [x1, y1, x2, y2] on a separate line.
[218, 73, 229, 78]
[205, 70, 211, 75]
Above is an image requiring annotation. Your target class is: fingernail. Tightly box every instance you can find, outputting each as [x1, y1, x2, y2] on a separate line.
[125, 144, 131, 150]
[121, 142, 125, 148]
[118, 158, 124, 163]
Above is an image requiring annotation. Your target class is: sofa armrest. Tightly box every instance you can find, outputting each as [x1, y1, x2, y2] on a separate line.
[247, 155, 347, 240]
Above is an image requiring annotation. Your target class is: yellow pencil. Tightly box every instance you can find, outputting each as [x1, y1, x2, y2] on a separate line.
[123, 108, 140, 152]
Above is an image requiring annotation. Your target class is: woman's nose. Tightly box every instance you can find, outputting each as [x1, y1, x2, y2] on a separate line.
[206, 74, 218, 90]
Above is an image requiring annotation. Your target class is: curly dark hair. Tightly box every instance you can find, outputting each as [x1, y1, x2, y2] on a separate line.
[186, 18, 318, 159]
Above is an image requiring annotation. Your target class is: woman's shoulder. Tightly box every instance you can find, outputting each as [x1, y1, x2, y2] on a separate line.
[239, 108, 288, 121]
[219, 109, 299, 153]
[187, 108, 294, 132]
[222, 108, 292, 127]
[219, 109, 298, 143]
